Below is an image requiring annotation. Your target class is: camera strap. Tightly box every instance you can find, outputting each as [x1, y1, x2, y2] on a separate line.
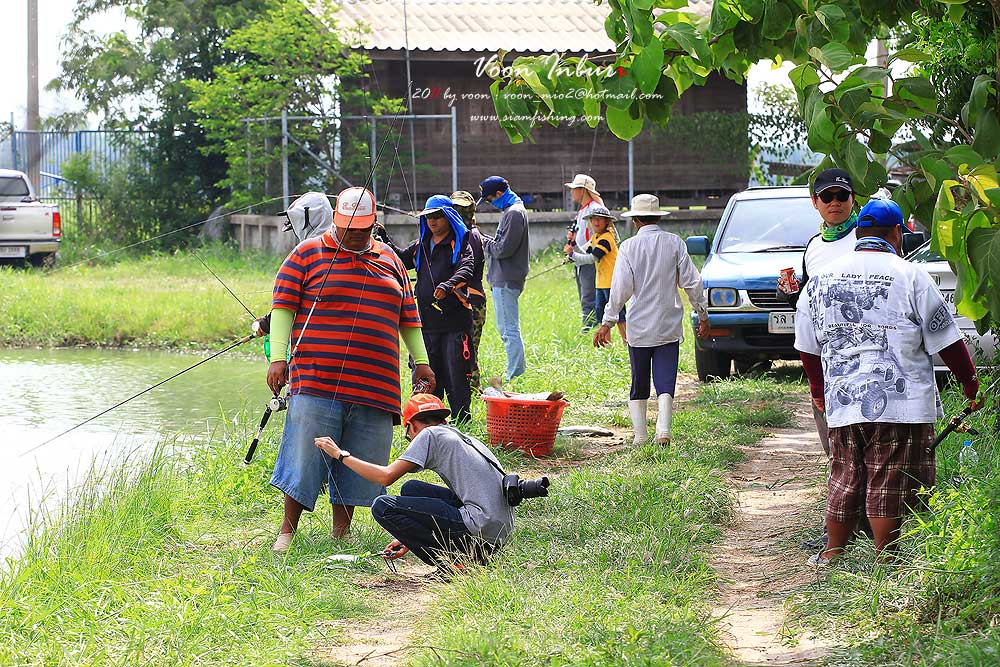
[448, 427, 507, 480]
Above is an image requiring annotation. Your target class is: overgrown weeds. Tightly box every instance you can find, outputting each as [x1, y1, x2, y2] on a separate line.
[786, 374, 1000, 666]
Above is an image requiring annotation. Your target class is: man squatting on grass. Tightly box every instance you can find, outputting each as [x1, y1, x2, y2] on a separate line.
[594, 194, 711, 446]
[316, 393, 514, 569]
[265, 186, 436, 552]
[794, 198, 981, 564]
[383, 195, 477, 423]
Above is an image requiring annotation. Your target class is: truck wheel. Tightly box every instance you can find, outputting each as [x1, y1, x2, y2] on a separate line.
[861, 388, 888, 420]
[29, 253, 57, 269]
[836, 387, 853, 406]
[841, 302, 862, 322]
[695, 347, 731, 382]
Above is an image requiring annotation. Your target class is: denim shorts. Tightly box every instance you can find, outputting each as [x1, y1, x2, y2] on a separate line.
[270, 393, 394, 511]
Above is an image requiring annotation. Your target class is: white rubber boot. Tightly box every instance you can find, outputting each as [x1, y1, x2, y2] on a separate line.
[629, 399, 648, 445]
[656, 394, 674, 445]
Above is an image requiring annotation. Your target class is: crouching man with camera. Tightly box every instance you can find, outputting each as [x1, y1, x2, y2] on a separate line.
[315, 394, 548, 571]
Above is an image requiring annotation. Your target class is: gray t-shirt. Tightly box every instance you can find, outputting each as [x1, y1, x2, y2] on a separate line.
[399, 425, 514, 544]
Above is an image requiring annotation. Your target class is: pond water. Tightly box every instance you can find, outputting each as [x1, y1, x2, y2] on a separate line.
[0, 347, 273, 557]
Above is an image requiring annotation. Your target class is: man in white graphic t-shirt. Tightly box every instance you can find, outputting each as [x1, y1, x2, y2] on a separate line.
[795, 198, 981, 565]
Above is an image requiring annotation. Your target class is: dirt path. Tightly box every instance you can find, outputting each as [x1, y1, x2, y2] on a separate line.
[310, 562, 437, 667]
[710, 402, 831, 666]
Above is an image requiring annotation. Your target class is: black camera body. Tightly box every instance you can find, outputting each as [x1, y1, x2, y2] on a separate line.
[503, 474, 550, 506]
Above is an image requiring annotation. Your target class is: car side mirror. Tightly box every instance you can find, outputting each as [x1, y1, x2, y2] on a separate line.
[687, 236, 710, 256]
[902, 231, 926, 256]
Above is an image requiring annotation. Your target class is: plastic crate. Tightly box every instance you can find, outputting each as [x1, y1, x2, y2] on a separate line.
[482, 393, 568, 457]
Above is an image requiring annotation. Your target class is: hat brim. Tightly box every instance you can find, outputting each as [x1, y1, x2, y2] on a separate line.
[333, 212, 376, 229]
[407, 406, 451, 425]
[620, 210, 668, 218]
[418, 207, 444, 217]
[814, 183, 854, 194]
[584, 212, 616, 220]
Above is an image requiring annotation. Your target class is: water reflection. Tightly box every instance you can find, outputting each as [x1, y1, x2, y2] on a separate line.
[0, 347, 272, 557]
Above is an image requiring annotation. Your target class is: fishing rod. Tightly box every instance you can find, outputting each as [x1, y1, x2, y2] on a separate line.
[24, 334, 255, 456]
[930, 375, 999, 453]
[525, 257, 571, 282]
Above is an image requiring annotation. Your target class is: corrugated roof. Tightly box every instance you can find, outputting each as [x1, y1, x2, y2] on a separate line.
[319, 0, 713, 54]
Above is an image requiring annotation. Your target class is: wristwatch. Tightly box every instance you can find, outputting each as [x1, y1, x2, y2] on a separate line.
[338, 451, 351, 462]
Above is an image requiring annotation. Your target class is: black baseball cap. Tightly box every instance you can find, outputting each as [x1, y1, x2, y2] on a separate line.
[812, 168, 854, 195]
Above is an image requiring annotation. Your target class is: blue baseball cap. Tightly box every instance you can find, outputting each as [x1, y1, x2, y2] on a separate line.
[857, 198, 903, 228]
[477, 176, 508, 206]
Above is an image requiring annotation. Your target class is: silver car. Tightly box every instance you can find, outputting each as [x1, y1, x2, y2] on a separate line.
[907, 242, 996, 372]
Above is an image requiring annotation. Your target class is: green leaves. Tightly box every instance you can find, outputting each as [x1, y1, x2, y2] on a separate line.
[606, 103, 645, 140]
[761, 1, 793, 40]
[632, 39, 664, 94]
[967, 226, 1000, 327]
[808, 43, 854, 72]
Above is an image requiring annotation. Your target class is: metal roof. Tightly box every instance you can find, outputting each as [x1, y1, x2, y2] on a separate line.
[320, 0, 713, 54]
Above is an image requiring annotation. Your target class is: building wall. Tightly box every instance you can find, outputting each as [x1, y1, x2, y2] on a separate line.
[361, 53, 747, 210]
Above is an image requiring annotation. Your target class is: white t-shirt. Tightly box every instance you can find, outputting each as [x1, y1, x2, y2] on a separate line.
[572, 200, 602, 250]
[803, 228, 858, 278]
[794, 249, 962, 428]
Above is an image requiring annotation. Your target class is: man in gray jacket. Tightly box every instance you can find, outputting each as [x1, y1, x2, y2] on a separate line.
[477, 175, 530, 379]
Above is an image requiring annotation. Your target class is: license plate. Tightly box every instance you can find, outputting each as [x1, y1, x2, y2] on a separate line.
[768, 311, 795, 333]
[942, 290, 958, 314]
[0, 246, 26, 258]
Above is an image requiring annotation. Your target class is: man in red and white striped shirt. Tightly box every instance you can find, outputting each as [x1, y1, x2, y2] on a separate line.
[265, 187, 436, 551]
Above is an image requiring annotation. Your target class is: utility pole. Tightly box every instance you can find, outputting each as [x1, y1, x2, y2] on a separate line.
[26, 0, 41, 187]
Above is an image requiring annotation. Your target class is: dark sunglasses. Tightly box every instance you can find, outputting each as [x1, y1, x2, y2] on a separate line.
[818, 189, 851, 204]
[425, 213, 447, 221]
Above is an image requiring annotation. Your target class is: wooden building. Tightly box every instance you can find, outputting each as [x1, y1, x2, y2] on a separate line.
[321, 0, 748, 210]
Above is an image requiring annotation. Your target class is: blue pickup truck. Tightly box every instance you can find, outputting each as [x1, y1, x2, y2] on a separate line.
[685, 186, 819, 381]
[686, 186, 932, 382]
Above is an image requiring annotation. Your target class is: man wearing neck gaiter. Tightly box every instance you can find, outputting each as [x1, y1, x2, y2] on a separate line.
[477, 176, 530, 380]
[778, 168, 860, 550]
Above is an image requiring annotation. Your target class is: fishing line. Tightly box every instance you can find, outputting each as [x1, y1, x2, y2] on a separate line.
[23, 334, 255, 456]
[190, 248, 257, 320]
[525, 258, 570, 281]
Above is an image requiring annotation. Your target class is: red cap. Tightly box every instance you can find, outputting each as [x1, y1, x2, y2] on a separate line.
[402, 393, 450, 427]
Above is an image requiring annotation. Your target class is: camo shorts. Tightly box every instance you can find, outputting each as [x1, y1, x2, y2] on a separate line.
[827, 422, 935, 523]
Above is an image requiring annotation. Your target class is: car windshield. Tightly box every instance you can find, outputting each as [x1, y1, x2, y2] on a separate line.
[907, 242, 943, 263]
[717, 196, 822, 253]
[0, 177, 30, 198]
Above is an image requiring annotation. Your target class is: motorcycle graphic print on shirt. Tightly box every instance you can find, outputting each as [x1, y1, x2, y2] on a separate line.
[794, 252, 963, 429]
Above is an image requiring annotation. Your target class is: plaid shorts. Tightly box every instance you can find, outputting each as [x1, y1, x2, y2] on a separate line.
[827, 422, 935, 523]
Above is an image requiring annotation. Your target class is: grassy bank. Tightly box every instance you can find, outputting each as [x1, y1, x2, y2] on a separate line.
[2, 241, 809, 665]
[2, 244, 278, 348]
[0, 378, 799, 666]
[786, 377, 1000, 666]
[412, 380, 797, 667]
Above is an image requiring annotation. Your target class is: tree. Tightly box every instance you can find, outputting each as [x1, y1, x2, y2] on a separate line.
[186, 0, 402, 209]
[489, 0, 1000, 333]
[52, 0, 272, 242]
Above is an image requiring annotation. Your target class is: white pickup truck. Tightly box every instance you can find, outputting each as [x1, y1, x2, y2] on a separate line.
[0, 169, 60, 267]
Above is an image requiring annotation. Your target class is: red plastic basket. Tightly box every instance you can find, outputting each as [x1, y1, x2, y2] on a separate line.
[482, 393, 568, 457]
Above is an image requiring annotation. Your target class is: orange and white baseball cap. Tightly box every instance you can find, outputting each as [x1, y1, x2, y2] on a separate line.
[402, 393, 450, 427]
[333, 186, 377, 229]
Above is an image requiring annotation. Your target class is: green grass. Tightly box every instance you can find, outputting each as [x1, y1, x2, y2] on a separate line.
[1, 243, 814, 665]
[409, 385, 794, 667]
[2, 243, 279, 347]
[785, 375, 1000, 666]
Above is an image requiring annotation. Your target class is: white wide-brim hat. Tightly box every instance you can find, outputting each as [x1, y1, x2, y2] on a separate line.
[620, 193, 668, 218]
[564, 173, 600, 197]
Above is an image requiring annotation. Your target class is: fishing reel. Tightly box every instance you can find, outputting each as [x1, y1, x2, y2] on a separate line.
[268, 393, 290, 413]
